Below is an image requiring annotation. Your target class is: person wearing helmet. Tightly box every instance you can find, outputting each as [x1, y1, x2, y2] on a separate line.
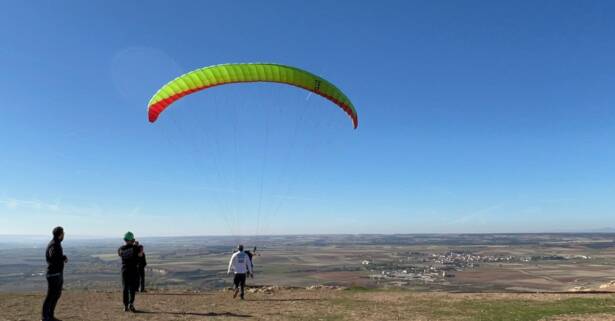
[227, 244, 253, 300]
[42, 226, 68, 321]
[118, 231, 143, 312]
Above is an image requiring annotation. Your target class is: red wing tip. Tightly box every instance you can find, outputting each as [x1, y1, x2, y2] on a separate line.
[148, 111, 159, 123]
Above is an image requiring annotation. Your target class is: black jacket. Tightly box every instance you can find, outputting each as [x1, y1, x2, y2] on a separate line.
[138, 252, 147, 269]
[118, 244, 141, 274]
[45, 238, 66, 275]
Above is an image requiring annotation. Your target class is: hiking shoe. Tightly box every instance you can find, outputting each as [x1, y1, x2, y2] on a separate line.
[124, 306, 129, 312]
[129, 304, 137, 312]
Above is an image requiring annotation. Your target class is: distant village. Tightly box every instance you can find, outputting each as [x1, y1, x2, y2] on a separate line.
[363, 251, 591, 286]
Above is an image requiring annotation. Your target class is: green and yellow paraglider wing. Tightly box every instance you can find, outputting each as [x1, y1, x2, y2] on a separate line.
[147, 63, 358, 129]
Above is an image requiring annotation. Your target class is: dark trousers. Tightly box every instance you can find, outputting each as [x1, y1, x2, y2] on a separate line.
[42, 274, 63, 321]
[233, 273, 247, 298]
[122, 272, 139, 306]
[138, 267, 145, 292]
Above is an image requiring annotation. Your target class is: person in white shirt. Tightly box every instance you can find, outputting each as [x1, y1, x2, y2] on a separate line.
[227, 244, 253, 299]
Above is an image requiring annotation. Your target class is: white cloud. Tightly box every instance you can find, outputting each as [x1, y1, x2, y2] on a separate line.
[450, 203, 506, 225]
[1, 197, 109, 218]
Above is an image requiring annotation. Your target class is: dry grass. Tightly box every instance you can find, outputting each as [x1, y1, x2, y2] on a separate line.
[1, 288, 615, 321]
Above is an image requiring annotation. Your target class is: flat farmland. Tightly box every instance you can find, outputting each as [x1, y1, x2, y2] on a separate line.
[1, 234, 614, 293]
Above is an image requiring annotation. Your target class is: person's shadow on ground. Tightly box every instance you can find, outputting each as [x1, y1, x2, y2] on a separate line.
[136, 310, 252, 318]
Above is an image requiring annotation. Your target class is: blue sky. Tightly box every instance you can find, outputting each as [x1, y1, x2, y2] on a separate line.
[1, 1, 615, 237]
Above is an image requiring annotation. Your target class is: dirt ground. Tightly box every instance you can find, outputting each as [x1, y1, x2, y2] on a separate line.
[2, 288, 615, 321]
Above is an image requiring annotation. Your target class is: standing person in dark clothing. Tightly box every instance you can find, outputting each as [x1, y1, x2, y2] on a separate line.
[118, 232, 143, 312]
[135, 241, 147, 292]
[244, 247, 256, 272]
[42, 226, 68, 321]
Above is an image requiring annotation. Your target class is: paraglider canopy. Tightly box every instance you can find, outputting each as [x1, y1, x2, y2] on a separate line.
[147, 63, 358, 128]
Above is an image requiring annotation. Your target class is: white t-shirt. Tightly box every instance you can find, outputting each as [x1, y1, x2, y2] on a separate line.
[228, 251, 253, 274]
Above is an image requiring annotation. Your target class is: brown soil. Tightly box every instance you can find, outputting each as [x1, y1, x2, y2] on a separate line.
[1, 288, 614, 321]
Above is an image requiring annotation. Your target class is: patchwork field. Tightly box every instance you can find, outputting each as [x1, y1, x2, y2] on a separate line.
[2, 234, 615, 293]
